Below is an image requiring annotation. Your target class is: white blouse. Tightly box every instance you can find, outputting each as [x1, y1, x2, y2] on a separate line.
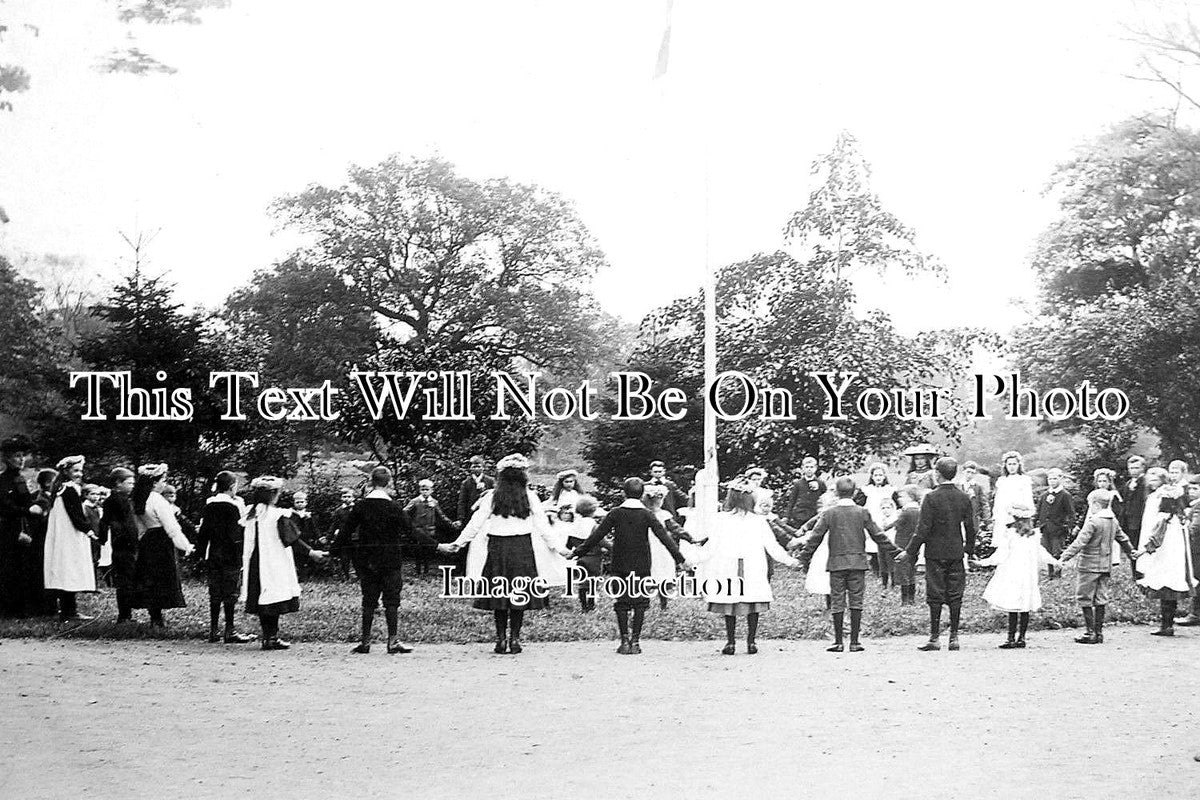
[135, 491, 192, 552]
[454, 489, 563, 552]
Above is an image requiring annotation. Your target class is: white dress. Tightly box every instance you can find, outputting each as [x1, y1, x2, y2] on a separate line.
[1137, 489, 1196, 595]
[239, 506, 301, 608]
[43, 484, 96, 593]
[859, 484, 893, 554]
[979, 531, 1055, 612]
[693, 511, 797, 604]
[803, 513, 831, 596]
[991, 475, 1033, 549]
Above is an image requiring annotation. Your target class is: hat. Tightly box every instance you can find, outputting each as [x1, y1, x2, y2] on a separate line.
[137, 463, 168, 479]
[724, 476, 756, 494]
[250, 475, 284, 491]
[55, 455, 85, 471]
[555, 469, 579, 481]
[1006, 503, 1035, 525]
[903, 444, 938, 457]
[418, 479, 434, 489]
[1087, 489, 1115, 517]
[495, 453, 529, 471]
[745, 466, 767, 479]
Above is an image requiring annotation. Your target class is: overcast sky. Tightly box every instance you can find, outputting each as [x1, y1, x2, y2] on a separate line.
[0, 0, 1182, 334]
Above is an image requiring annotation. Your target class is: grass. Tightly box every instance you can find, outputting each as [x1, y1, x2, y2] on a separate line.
[0, 563, 1160, 643]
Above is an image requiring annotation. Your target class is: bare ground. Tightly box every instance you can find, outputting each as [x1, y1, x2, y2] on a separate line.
[0, 629, 1197, 800]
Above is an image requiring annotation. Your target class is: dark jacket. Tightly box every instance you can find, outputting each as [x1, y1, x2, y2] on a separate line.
[457, 475, 496, 523]
[404, 496, 457, 542]
[784, 476, 826, 527]
[799, 501, 900, 572]
[905, 483, 978, 561]
[1123, 475, 1149, 543]
[572, 503, 683, 577]
[194, 496, 244, 568]
[1037, 489, 1076, 538]
[646, 478, 689, 521]
[0, 466, 34, 543]
[335, 495, 436, 571]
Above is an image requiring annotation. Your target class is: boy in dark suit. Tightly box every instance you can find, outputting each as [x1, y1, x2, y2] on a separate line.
[456, 455, 495, 523]
[798, 476, 900, 652]
[896, 457, 978, 652]
[1123, 455, 1149, 577]
[1037, 468, 1076, 579]
[783, 456, 826, 528]
[570, 477, 692, 655]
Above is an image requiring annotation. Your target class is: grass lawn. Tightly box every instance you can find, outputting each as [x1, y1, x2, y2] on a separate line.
[0, 561, 1160, 643]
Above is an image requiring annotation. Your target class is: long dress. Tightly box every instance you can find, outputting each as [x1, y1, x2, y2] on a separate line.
[1137, 489, 1196, 601]
[43, 483, 97, 593]
[979, 530, 1055, 612]
[991, 474, 1034, 549]
[240, 505, 302, 615]
[859, 484, 893, 555]
[132, 491, 192, 609]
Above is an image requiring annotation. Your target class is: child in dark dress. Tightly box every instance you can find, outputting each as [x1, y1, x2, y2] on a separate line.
[887, 485, 923, 605]
[101, 468, 138, 623]
[195, 471, 255, 644]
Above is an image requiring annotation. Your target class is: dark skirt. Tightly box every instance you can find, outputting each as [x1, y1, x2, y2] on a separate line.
[206, 559, 242, 604]
[130, 528, 186, 610]
[110, 546, 137, 590]
[244, 539, 299, 616]
[566, 535, 602, 575]
[473, 534, 548, 611]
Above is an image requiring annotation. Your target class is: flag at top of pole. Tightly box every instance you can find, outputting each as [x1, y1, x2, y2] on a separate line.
[653, 0, 673, 79]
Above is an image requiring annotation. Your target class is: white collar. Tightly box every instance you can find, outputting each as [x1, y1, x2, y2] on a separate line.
[835, 498, 856, 506]
[366, 488, 391, 500]
[619, 498, 644, 509]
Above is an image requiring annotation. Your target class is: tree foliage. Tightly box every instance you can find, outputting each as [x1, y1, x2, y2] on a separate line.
[1016, 116, 1200, 462]
[272, 155, 608, 372]
[0, 255, 64, 421]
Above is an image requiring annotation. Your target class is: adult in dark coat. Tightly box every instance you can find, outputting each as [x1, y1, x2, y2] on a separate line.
[571, 477, 689, 655]
[1122, 455, 1149, 577]
[0, 436, 38, 617]
[335, 466, 439, 654]
[896, 457, 978, 651]
[100, 467, 139, 622]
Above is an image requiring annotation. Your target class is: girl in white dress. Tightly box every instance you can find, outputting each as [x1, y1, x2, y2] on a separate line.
[43, 455, 98, 622]
[857, 463, 896, 586]
[694, 480, 798, 654]
[976, 502, 1059, 648]
[791, 490, 837, 607]
[1135, 463, 1196, 636]
[991, 451, 1034, 551]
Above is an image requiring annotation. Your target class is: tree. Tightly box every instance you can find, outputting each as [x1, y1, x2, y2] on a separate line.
[1015, 116, 1200, 464]
[784, 131, 942, 282]
[0, 255, 64, 423]
[1125, 1, 1200, 121]
[272, 155, 608, 372]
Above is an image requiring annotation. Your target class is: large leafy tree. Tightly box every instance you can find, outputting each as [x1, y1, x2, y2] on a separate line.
[588, 134, 984, 489]
[272, 155, 607, 371]
[0, 255, 64, 423]
[1016, 116, 1200, 466]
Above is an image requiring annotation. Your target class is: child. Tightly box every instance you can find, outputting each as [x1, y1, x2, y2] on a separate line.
[797, 476, 900, 653]
[1036, 468, 1075, 579]
[195, 471, 255, 644]
[570, 477, 691, 655]
[1179, 474, 1200, 626]
[404, 479, 457, 577]
[101, 468, 138, 622]
[1134, 464, 1196, 636]
[644, 483, 694, 609]
[82, 483, 105, 579]
[975, 503, 1059, 649]
[876, 495, 898, 589]
[790, 491, 837, 609]
[43, 456, 98, 622]
[1058, 489, 1133, 644]
[1089, 468, 1124, 568]
[289, 491, 321, 580]
[887, 485, 923, 605]
[692, 479, 799, 655]
[567, 497, 603, 611]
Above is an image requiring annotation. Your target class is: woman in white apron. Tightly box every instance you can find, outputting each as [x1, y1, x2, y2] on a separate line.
[43, 455, 97, 622]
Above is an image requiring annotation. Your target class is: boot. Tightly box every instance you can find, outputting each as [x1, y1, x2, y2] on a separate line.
[1093, 605, 1105, 644]
[848, 609, 864, 652]
[1177, 597, 1200, 626]
[387, 636, 413, 654]
[827, 612, 844, 652]
[630, 636, 642, 655]
[208, 625, 222, 644]
[618, 635, 633, 655]
[1151, 601, 1176, 636]
[493, 637, 508, 654]
[1075, 607, 1097, 644]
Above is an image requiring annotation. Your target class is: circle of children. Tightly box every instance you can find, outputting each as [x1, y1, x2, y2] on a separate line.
[0, 436, 1196, 656]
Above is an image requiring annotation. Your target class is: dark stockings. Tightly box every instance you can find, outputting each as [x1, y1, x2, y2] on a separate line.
[928, 603, 942, 640]
[849, 608, 862, 644]
[747, 612, 759, 644]
[259, 613, 279, 640]
[1161, 599, 1178, 630]
[116, 591, 132, 621]
[948, 602, 961, 638]
[210, 600, 238, 635]
[725, 614, 737, 644]
[149, 607, 164, 626]
[630, 608, 644, 639]
[832, 611, 845, 645]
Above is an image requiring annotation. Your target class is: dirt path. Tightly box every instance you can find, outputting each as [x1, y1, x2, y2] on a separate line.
[1, 629, 1196, 799]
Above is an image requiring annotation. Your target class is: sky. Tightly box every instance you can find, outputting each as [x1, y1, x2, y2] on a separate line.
[0, 0, 1185, 335]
